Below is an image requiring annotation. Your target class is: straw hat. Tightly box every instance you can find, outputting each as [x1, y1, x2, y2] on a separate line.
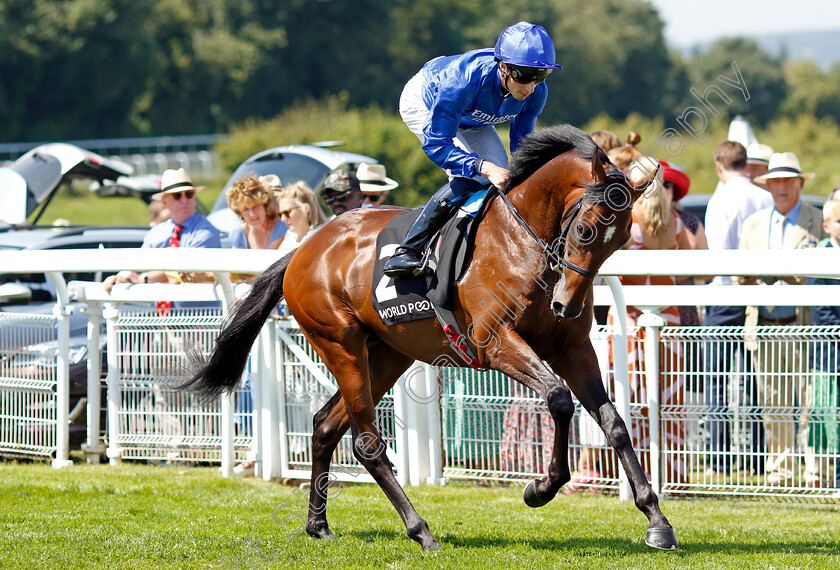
[152, 168, 204, 200]
[356, 163, 398, 193]
[746, 143, 774, 165]
[259, 174, 282, 189]
[753, 152, 815, 183]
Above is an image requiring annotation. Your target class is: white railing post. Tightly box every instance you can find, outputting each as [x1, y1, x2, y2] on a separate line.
[275, 321, 290, 479]
[81, 302, 105, 464]
[638, 310, 667, 497]
[393, 374, 411, 486]
[425, 363, 444, 485]
[259, 322, 282, 480]
[47, 271, 73, 469]
[604, 275, 632, 502]
[215, 273, 236, 478]
[103, 304, 122, 465]
[403, 363, 431, 486]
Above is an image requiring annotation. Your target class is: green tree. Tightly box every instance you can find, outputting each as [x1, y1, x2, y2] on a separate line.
[684, 38, 787, 127]
[0, 0, 160, 141]
[780, 60, 840, 124]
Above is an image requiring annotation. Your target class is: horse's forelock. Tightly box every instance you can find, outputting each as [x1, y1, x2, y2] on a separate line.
[503, 124, 598, 192]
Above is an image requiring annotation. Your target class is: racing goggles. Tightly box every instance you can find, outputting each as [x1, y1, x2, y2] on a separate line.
[507, 65, 551, 85]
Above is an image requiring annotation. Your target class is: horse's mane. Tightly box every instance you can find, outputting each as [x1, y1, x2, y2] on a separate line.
[504, 124, 630, 207]
[503, 124, 598, 192]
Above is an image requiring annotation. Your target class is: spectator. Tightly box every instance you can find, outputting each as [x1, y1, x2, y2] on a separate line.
[739, 152, 827, 487]
[227, 176, 286, 250]
[745, 143, 774, 190]
[276, 181, 327, 256]
[148, 198, 170, 226]
[590, 130, 622, 153]
[104, 168, 221, 296]
[384, 21, 561, 277]
[224, 175, 288, 476]
[357, 164, 399, 206]
[103, 168, 221, 467]
[319, 170, 365, 219]
[805, 199, 840, 494]
[259, 174, 283, 193]
[608, 169, 691, 486]
[661, 161, 707, 326]
[702, 140, 774, 478]
[606, 132, 645, 171]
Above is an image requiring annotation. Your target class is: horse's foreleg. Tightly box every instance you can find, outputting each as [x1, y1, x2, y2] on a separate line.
[557, 343, 679, 551]
[483, 330, 576, 505]
[523, 383, 575, 507]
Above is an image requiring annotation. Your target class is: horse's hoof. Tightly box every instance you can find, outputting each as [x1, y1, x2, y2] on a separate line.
[645, 527, 679, 550]
[422, 539, 442, 552]
[306, 525, 335, 541]
[523, 480, 549, 508]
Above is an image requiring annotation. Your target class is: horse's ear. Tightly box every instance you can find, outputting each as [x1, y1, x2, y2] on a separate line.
[591, 149, 606, 182]
[626, 157, 660, 192]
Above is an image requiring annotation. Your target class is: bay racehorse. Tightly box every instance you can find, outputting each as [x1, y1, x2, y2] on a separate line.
[184, 124, 678, 551]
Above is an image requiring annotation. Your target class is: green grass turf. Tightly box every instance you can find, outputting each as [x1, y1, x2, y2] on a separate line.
[1, 461, 838, 569]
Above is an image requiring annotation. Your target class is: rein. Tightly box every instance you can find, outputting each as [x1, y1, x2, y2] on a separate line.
[493, 186, 599, 279]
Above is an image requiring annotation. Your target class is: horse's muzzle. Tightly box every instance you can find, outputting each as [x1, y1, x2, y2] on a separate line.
[552, 300, 582, 319]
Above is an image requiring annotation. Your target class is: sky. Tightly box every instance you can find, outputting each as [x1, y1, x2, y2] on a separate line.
[648, 0, 840, 46]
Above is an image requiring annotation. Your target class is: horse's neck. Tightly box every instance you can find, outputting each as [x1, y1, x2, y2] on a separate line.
[505, 177, 574, 242]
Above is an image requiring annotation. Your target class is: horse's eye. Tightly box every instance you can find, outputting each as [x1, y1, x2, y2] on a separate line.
[575, 222, 594, 242]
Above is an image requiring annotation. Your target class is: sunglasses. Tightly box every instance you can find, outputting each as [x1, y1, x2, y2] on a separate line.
[362, 193, 385, 203]
[508, 65, 551, 85]
[279, 206, 300, 218]
[662, 181, 675, 190]
[321, 191, 354, 206]
[169, 190, 195, 201]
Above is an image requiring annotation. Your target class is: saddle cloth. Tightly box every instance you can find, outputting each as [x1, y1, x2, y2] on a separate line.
[371, 189, 489, 326]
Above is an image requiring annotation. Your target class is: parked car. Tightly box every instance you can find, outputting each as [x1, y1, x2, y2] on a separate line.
[207, 143, 379, 233]
[0, 144, 149, 454]
[0, 226, 151, 451]
[0, 143, 133, 228]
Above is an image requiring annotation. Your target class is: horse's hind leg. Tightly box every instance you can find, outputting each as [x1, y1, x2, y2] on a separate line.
[304, 344, 415, 542]
[557, 342, 679, 550]
[305, 391, 346, 540]
[306, 333, 440, 550]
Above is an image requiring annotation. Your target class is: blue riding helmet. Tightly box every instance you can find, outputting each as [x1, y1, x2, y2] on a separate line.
[494, 21, 563, 70]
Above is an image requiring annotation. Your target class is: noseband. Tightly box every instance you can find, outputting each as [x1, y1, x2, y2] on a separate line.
[494, 187, 599, 279]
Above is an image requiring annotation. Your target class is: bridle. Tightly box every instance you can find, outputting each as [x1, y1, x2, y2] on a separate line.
[493, 187, 599, 279]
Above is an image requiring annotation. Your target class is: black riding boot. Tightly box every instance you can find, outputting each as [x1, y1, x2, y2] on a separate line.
[383, 196, 456, 277]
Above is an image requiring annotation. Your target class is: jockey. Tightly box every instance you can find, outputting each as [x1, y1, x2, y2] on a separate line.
[384, 21, 562, 277]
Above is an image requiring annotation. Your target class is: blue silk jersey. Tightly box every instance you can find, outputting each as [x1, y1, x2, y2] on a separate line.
[420, 48, 548, 178]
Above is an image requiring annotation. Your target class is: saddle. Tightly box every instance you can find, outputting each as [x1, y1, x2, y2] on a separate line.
[371, 190, 491, 367]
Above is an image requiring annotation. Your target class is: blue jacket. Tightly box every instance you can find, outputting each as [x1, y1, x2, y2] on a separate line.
[420, 48, 549, 178]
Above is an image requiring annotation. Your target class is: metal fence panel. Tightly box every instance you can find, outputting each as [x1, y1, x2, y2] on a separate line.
[276, 325, 398, 478]
[110, 307, 251, 463]
[660, 325, 840, 500]
[0, 312, 60, 459]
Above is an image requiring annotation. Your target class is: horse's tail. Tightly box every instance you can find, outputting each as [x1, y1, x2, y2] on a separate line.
[181, 251, 295, 401]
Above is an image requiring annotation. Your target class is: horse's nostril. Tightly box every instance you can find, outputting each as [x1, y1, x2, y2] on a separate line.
[551, 301, 564, 317]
